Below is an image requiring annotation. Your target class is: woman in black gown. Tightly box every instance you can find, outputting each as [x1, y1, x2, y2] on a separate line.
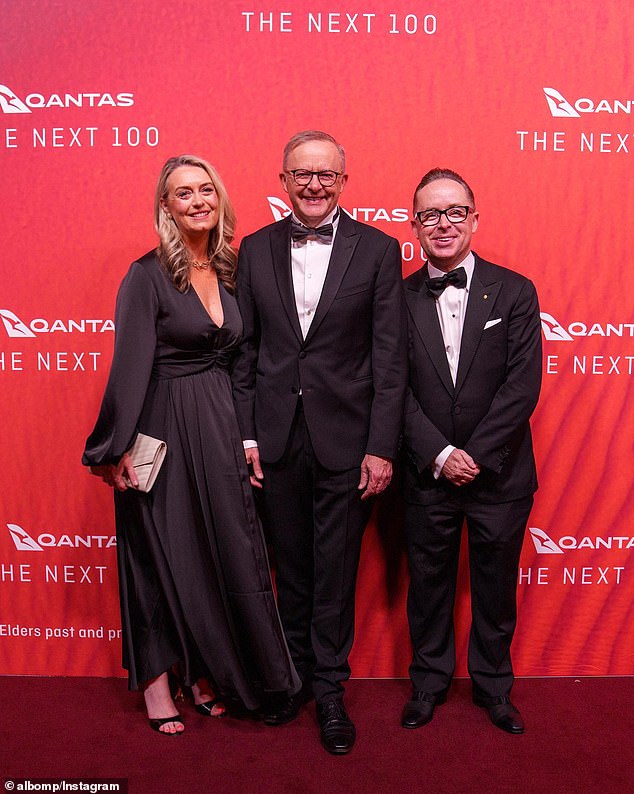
[83, 155, 299, 734]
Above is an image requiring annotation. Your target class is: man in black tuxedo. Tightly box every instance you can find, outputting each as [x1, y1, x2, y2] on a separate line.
[232, 131, 407, 753]
[400, 169, 541, 734]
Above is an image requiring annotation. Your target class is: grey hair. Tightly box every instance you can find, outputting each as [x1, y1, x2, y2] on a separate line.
[282, 130, 346, 171]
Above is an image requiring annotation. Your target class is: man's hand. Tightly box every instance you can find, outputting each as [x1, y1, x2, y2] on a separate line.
[441, 449, 480, 486]
[245, 446, 264, 489]
[358, 454, 392, 501]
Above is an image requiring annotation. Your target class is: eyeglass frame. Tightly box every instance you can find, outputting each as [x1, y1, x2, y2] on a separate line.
[285, 169, 344, 187]
[414, 205, 474, 227]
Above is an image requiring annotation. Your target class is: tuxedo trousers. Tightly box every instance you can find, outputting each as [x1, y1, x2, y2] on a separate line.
[404, 492, 533, 698]
[260, 400, 372, 703]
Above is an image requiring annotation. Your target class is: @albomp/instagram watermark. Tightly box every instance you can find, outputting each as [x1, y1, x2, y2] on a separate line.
[4, 781, 127, 793]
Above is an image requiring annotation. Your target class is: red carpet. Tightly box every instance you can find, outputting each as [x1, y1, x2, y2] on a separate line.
[2, 676, 632, 793]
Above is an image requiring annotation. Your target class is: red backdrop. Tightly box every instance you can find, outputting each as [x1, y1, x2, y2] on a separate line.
[1, 0, 632, 679]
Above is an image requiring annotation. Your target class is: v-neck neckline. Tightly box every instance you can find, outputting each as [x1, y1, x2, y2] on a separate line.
[191, 278, 225, 328]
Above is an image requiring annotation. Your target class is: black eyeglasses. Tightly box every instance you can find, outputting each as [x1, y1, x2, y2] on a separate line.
[286, 170, 342, 187]
[415, 206, 473, 226]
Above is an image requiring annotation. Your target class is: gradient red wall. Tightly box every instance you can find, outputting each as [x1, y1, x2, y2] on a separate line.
[1, 0, 632, 678]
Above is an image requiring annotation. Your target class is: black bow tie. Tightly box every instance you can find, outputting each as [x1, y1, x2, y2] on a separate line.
[290, 211, 338, 244]
[425, 266, 467, 297]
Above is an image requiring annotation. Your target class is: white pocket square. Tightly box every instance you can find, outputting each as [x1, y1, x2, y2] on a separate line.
[484, 318, 502, 330]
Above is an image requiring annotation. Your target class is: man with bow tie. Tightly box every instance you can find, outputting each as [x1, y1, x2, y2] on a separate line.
[232, 130, 407, 753]
[400, 168, 542, 735]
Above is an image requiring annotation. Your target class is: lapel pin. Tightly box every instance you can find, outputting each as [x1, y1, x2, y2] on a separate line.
[483, 294, 488, 300]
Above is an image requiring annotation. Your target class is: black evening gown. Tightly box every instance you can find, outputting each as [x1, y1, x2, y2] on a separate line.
[82, 252, 300, 707]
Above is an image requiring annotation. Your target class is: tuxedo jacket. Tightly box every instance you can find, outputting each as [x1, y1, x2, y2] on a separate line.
[402, 253, 542, 505]
[232, 211, 407, 471]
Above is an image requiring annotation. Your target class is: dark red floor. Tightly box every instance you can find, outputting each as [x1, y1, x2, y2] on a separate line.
[2, 676, 632, 793]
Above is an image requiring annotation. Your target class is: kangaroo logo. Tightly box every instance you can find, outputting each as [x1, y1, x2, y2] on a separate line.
[7, 523, 44, 551]
[529, 527, 564, 554]
[540, 312, 573, 342]
[267, 196, 292, 221]
[0, 309, 36, 338]
[543, 87, 580, 118]
[0, 84, 31, 114]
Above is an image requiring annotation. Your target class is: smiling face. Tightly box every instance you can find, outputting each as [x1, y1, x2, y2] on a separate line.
[160, 165, 219, 242]
[412, 178, 479, 272]
[280, 140, 347, 228]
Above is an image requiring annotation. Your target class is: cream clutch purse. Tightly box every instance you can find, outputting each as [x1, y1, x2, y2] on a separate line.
[124, 432, 167, 492]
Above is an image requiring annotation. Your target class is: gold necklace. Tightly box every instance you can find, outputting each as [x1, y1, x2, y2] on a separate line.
[191, 259, 213, 271]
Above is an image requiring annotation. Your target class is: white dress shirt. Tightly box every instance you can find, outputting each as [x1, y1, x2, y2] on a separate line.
[291, 207, 340, 338]
[429, 252, 475, 477]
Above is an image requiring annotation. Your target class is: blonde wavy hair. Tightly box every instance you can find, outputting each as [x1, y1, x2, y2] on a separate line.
[154, 154, 237, 293]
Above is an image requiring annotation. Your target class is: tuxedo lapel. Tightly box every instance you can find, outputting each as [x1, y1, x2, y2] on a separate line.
[406, 266, 454, 395]
[304, 211, 360, 343]
[270, 217, 303, 342]
[454, 258, 502, 394]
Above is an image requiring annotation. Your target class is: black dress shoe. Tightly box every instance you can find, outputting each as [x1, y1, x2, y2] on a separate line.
[401, 690, 447, 729]
[473, 694, 525, 734]
[317, 700, 356, 755]
[262, 692, 305, 726]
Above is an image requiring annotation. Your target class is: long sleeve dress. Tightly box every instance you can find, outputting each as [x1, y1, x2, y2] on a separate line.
[82, 251, 300, 707]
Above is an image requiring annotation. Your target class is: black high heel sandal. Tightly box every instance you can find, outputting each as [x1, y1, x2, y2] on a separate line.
[194, 698, 226, 717]
[149, 714, 185, 734]
[168, 663, 226, 716]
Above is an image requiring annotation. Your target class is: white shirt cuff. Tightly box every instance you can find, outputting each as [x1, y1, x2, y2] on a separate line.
[433, 445, 455, 479]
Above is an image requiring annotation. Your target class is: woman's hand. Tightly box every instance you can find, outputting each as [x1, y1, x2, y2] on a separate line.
[90, 452, 138, 491]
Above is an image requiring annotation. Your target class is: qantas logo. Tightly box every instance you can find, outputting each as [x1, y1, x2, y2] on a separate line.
[0, 308, 114, 337]
[543, 88, 580, 118]
[267, 196, 292, 221]
[529, 527, 564, 554]
[544, 86, 634, 117]
[8, 524, 44, 551]
[529, 526, 634, 553]
[540, 313, 574, 341]
[540, 312, 634, 341]
[7, 523, 117, 551]
[0, 84, 31, 114]
[266, 197, 409, 224]
[0, 82, 134, 113]
[0, 309, 36, 337]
